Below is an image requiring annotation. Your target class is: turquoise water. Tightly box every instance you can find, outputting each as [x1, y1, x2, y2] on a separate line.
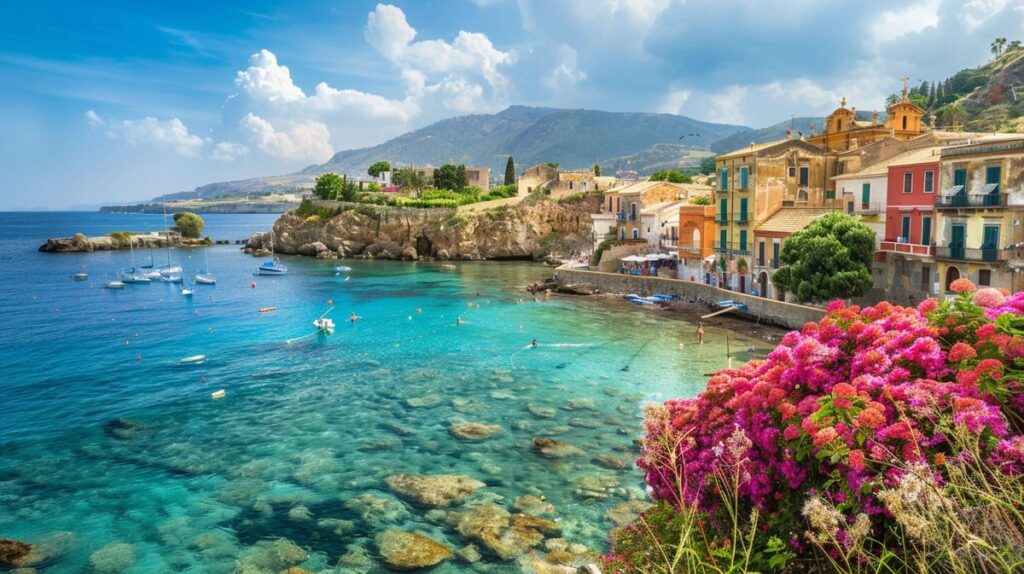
[0, 213, 760, 573]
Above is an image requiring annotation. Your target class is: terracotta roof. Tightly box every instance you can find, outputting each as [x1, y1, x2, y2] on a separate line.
[754, 208, 834, 235]
[833, 147, 941, 180]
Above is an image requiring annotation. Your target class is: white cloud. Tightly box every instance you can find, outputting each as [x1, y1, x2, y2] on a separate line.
[308, 82, 417, 119]
[364, 4, 515, 108]
[657, 89, 691, 114]
[870, 0, 940, 45]
[240, 113, 333, 162]
[87, 110, 206, 157]
[235, 49, 305, 103]
[543, 45, 586, 93]
[212, 141, 249, 161]
[960, 0, 1011, 32]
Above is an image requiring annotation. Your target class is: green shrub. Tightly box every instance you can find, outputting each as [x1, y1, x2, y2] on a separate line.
[556, 193, 585, 204]
[172, 212, 204, 238]
[110, 231, 133, 248]
[591, 239, 613, 266]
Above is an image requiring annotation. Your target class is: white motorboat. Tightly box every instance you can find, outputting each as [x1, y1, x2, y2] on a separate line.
[313, 307, 335, 334]
[181, 283, 193, 297]
[105, 280, 125, 289]
[179, 354, 205, 364]
[72, 272, 88, 281]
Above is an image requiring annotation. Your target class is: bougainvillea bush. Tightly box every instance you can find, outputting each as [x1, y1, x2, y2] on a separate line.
[607, 280, 1024, 573]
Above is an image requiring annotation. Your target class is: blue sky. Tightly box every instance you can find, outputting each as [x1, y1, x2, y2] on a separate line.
[2, 0, 1023, 209]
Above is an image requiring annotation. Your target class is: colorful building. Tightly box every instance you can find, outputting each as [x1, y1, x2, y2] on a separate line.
[807, 82, 925, 153]
[752, 208, 833, 299]
[604, 180, 694, 241]
[713, 137, 836, 293]
[677, 204, 717, 283]
[935, 138, 1024, 293]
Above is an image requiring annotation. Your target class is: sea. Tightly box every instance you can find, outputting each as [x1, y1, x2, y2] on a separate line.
[0, 212, 764, 573]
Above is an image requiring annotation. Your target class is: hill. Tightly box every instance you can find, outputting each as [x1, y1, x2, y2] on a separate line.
[155, 106, 748, 201]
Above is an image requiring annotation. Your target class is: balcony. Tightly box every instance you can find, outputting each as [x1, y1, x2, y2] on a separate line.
[660, 236, 679, 249]
[935, 246, 1010, 263]
[855, 201, 885, 215]
[714, 241, 751, 256]
[755, 257, 780, 269]
[936, 192, 1008, 209]
[879, 240, 935, 257]
[616, 213, 637, 222]
[678, 243, 703, 256]
[715, 214, 729, 224]
[735, 212, 749, 223]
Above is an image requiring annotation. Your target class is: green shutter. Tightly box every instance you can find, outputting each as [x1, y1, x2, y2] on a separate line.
[719, 198, 727, 222]
[740, 166, 749, 189]
[739, 198, 748, 221]
[720, 229, 727, 250]
[921, 217, 931, 245]
[739, 230, 747, 251]
[861, 183, 870, 207]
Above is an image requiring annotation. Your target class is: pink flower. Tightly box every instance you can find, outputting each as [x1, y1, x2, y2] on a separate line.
[974, 288, 1006, 308]
[948, 342, 977, 363]
[856, 408, 885, 430]
[916, 298, 939, 314]
[950, 277, 977, 293]
[813, 427, 839, 447]
[848, 449, 866, 471]
[833, 383, 856, 398]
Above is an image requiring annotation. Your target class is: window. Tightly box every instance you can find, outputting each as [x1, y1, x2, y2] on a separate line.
[720, 229, 727, 250]
[719, 168, 729, 191]
[788, 166, 796, 178]
[979, 269, 992, 286]
[739, 166, 749, 190]
[924, 171, 934, 193]
[631, 202, 637, 220]
[739, 230, 747, 251]
[921, 265, 930, 292]
[799, 166, 809, 186]
[901, 216, 911, 240]
[986, 165, 1001, 192]
[772, 241, 780, 268]
[581, 181, 587, 191]
[954, 168, 967, 193]
[719, 198, 728, 222]
[758, 241, 765, 266]
[568, 181, 574, 190]
[632, 229, 639, 240]
[903, 171, 913, 193]
[921, 216, 932, 245]
[739, 198, 748, 221]
[861, 182, 870, 208]
[607, 197, 613, 211]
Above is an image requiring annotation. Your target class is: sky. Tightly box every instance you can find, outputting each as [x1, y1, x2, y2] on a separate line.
[2, 0, 1023, 209]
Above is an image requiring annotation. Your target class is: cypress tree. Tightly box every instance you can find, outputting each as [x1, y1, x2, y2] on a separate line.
[504, 156, 515, 185]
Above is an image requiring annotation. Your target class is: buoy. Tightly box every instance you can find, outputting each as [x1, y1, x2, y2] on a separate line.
[416, 308, 422, 313]
[251, 281, 256, 288]
[200, 376, 206, 382]
[327, 299, 334, 305]
[136, 355, 142, 361]
[539, 495, 546, 502]
[211, 389, 226, 399]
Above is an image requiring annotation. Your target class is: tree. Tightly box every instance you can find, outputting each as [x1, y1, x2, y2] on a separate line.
[938, 103, 965, 128]
[593, 163, 601, 177]
[770, 212, 874, 303]
[504, 156, 515, 185]
[1010, 40, 1022, 51]
[885, 93, 900, 107]
[172, 212, 204, 239]
[394, 168, 427, 192]
[992, 37, 1008, 58]
[546, 162, 560, 170]
[433, 163, 468, 191]
[367, 161, 391, 178]
[699, 157, 716, 175]
[649, 169, 692, 183]
[340, 174, 357, 202]
[313, 173, 345, 200]
[908, 92, 928, 109]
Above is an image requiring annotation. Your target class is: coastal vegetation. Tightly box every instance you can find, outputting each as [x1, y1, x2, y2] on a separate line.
[171, 212, 204, 239]
[772, 212, 874, 303]
[649, 169, 693, 184]
[608, 281, 1024, 573]
[367, 161, 390, 178]
[504, 156, 515, 185]
[109, 231, 133, 248]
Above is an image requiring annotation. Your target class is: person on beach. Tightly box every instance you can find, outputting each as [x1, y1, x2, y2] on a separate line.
[696, 320, 705, 345]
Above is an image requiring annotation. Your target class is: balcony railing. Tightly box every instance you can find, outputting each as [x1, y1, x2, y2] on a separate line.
[616, 213, 637, 222]
[714, 241, 751, 256]
[678, 243, 703, 256]
[935, 246, 1010, 262]
[715, 214, 728, 223]
[855, 201, 886, 215]
[756, 257, 780, 269]
[879, 240, 935, 256]
[936, 193, 1008, 209]
[660, 236, 679, 249]
[735, 212, 749, 223]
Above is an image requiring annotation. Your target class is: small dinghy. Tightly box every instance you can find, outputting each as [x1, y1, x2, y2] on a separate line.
[105, 280, 125, 289]
[181, 284, 193, 297]
[179, 354, 205, 364]
[333, 265, 352, 275]
[72, 272, 88, 281]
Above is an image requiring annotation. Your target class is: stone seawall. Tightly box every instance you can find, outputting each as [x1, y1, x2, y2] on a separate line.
[552, 268, 824, 330]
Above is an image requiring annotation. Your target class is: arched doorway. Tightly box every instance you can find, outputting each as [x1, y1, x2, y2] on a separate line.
[758, 272, 768, 298]
[945, 266, 961, 292]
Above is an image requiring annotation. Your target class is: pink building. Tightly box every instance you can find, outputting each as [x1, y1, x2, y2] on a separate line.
[877, 147, 942, 299]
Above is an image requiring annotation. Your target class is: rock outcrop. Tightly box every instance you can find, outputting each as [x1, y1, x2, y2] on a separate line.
[375, 530, 453, 570]
[385, 474, 485, 507]
[245, 195, 599, 261]
[0, 538, 32, 568]
[39, 232, 213, 253]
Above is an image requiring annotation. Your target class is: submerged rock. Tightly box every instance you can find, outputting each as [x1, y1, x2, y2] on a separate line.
[456, 544, 481, 564]
[446, 503, 558, 561]
[593, 454, 630, 470]
[88, 542, 135, 573]
[527, 406, 557, 419]
[102, 418, 146, 441]
[605, 500, 655, 527]
[0, 538, 32, 568]
[405, 395, 443, 408]
[512, 495, 550, 516]
[234, 538, 307, 574]
[449, 422, 503, 441]
[533, 438, 580, 459]
[375, 530, 453, 571]
[385, 474, 485, 507]
[344, 493, 409, 525]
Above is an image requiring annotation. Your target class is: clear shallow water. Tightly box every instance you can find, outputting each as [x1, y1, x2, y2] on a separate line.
[0, 212, 763, 573]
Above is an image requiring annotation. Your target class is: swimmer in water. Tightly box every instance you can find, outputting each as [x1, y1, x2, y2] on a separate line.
[531, 338, 538, 347]
[350, 312, 359, 323]
[696, 320, 705, 345]
[456, 317, 463, 326]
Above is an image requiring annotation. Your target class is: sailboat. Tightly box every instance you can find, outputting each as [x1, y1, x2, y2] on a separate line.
[157, 204, 182, 276]
[120, 236, 152, 283]
[255, 234, 287, 276]
[194, 251, 216, 285]
[181, 282, 193, 297]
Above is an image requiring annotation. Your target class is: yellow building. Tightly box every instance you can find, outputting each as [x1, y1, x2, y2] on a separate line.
[713, 137, 836, 293]
[604, 180, 694, 241]
[935, 138, 1024, 293]
[807, 81, 925, 153]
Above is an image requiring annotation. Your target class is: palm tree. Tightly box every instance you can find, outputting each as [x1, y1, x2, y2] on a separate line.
[992, 37, 1008, 58]
[394, 168, 427, 194]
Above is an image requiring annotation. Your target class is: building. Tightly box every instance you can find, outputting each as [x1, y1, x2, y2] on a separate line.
[807, 82, 925, 153]
[935, 138, 1024, 293]
[875, 148, 942, 302]
[409, 165, 491, 192]
[713, 137, 836, 293]
[605, 181, 706, 242]
[751, 208, 834, 299]
[677, 204, 717, 283]
[517, 164, 616, 197]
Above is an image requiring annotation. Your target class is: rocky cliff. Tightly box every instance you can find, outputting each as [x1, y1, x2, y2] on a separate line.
[246, 196, 600, 261]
